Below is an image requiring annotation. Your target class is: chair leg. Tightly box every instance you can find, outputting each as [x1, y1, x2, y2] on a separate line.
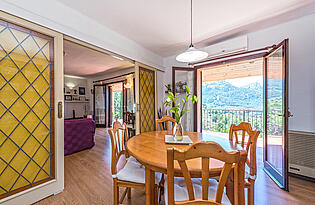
[154, 185, 159, 205]
[119, 188, 129, 204]
[128, 187, 131, 199]
[113, 180, 119, 205]
[248, 181, 255, 205]
[158, 174, 165, 203]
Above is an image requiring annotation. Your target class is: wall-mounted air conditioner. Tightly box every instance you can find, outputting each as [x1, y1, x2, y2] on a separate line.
[202, 35, 248, 58]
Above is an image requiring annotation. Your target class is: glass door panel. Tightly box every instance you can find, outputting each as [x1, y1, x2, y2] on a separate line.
[263, 39, 288, 190]
[123, 75, 136, 137]
[110, 82, 123, 122]
[0, 19, 55, 199]
[94, 85, 105, 126]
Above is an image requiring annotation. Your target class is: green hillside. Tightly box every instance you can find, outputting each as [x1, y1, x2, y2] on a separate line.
[202, 80, 263, 110]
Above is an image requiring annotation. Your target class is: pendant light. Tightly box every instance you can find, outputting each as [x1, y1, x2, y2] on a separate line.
[176, 0, 208, 63]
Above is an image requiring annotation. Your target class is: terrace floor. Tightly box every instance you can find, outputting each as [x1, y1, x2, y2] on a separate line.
[36, 128, 315, 205]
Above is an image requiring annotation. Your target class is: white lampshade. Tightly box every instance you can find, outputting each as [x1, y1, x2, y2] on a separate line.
[176, 45, 208, 63]
[66, 82, 75, 89]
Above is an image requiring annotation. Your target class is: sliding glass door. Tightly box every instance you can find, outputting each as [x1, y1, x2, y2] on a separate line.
[93, 85, 106, 126]
[94, 82, 124, 127]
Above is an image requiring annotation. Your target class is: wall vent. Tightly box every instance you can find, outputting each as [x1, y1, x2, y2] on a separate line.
[289, 130, 315, 179]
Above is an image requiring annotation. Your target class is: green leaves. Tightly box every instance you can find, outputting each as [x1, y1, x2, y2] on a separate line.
[170, 105, 180, 113]
[191, 95, 198, 104]
[185, 85, 190, 94]
[163, 85, 199, 124]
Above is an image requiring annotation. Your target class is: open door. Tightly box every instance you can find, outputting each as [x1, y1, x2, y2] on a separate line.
[172, 67, 197, 131]
[263, 39, 289, 190]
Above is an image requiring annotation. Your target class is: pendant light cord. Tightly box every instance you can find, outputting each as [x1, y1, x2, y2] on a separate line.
[190, 0, 193, 47]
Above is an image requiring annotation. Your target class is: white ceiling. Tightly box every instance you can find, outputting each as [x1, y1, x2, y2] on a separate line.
[64, 40, 134, 76]
[58, 0, 315, 57]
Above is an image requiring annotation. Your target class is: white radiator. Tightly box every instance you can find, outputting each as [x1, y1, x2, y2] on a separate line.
[289, 130, 315, 179]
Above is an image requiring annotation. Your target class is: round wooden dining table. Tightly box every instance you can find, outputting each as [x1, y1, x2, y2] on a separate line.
[126, 130, 247, 205]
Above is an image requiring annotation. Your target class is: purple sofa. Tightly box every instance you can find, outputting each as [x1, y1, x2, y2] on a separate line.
[64, 118, 96, 155]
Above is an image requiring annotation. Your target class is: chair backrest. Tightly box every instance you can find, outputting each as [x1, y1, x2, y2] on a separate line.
[229, 122, 260, 178]
[167, 141, 241, 205]
[108, 120, 129, 175]
[156, 115, 176, 131]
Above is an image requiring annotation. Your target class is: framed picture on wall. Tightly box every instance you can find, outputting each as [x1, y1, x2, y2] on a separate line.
[79, 87, 85, 95]
[65, 95, 72, 101]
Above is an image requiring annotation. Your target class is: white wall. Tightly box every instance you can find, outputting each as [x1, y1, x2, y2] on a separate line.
[0, 0, 164, 70]
[162, 13, 315, 133]
[247, 13, 315, 132]
[64, 76, 89, 119]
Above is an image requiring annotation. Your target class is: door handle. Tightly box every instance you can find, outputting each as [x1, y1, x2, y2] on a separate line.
[136, 104, 140, 112]
[288, 111, 293, 117]
[277, 114, 285, 117]
[58, 101, 63, 119]
[276, 112, 293, 117]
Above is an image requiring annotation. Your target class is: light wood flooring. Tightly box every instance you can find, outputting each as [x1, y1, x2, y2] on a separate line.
[36, 128, 315, 205]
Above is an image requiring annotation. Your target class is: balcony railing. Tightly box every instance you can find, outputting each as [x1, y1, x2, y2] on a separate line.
[202, 108, 263, 133]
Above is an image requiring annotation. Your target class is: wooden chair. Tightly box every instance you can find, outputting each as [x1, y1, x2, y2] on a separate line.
[229, 122, 260, 205]
[109, 120, 159, 205]
[155, 115, 176, 202]
[156, 115, 176, 131]
[166, 141, 244, 205]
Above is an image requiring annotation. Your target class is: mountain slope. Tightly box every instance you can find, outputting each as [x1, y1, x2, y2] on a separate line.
[202, 81, 263, 110]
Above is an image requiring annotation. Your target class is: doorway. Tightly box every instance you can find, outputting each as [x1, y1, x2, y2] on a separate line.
[93, 81, 124, 128]
[200, 58, 264, 135]
[108, 82, 123, 126]
[196, 40, 289, 190]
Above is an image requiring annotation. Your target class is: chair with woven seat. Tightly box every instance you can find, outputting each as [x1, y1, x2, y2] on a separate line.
[156, 115, 176, 132]
[166, 141, 245, 205]
[229, 122, 260, 205]
[109, 120, 160, 204]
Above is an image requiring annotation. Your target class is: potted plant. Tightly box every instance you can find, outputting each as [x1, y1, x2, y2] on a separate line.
[164, 85, 198, 140]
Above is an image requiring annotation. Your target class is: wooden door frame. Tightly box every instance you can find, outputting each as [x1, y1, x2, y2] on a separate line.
[0, 11, 64, 205]
[263, 39, 289, 190]
[172, 67, 197, 131]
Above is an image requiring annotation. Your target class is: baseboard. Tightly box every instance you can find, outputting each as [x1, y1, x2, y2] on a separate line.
[289, 172, 315, 183]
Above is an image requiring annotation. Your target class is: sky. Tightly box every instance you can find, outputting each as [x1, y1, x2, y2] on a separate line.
[225, 76, 263, 87]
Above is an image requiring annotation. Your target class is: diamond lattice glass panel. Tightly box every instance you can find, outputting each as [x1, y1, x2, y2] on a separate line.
[0, 20, 54, 199]
[0, 57, 19, 82]
[139, 68, 155, 133]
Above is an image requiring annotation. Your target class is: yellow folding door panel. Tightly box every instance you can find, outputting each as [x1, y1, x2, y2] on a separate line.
[139, 67, 155, 133]
[0, 19, 54, 199]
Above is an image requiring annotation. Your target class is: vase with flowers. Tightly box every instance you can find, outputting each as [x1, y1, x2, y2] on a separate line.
[163, 85, 198, 141]
[175, 81, 187, 93]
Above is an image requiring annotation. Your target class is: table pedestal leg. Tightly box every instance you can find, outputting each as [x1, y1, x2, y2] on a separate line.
[145, 166, 155, 205]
